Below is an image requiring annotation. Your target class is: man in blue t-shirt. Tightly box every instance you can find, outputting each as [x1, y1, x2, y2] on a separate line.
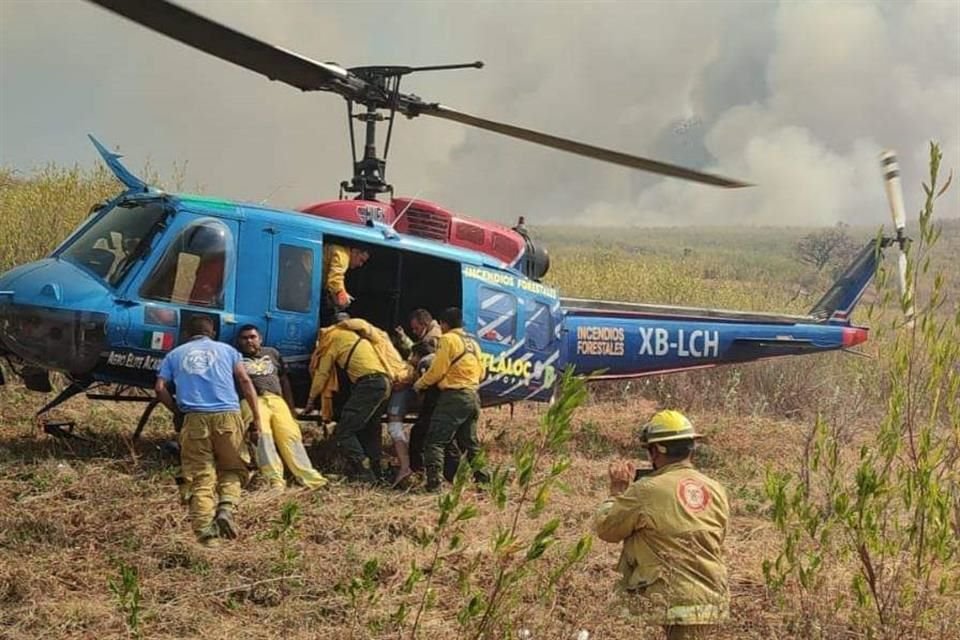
[155, 315, 262, 546]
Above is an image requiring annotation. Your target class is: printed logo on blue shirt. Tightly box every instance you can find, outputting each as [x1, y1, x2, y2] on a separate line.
[182, 348, 218, 375]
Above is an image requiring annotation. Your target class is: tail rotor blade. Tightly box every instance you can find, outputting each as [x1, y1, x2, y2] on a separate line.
[880, 150, 914, 324]
[880, 150, 907, 232]
[897, 250, 909, 301]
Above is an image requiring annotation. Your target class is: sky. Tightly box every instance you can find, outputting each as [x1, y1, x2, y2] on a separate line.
[1, 0, 958, 227]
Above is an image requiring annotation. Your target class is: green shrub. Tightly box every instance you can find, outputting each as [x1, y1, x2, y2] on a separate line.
[763, 143, 960, 639]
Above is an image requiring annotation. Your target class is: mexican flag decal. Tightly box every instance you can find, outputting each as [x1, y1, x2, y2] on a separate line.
[143, 330, 174, 351]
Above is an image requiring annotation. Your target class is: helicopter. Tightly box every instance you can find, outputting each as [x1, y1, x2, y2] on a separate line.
[0, 0, 908, 440]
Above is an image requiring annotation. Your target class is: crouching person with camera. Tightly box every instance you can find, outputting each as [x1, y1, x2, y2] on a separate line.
[593, 410, 729, 640]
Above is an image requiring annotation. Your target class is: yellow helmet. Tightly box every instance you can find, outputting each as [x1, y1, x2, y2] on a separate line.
[638, 410, 703, 445]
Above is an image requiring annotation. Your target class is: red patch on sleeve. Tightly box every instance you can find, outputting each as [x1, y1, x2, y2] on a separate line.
[677, 477, 711, 513]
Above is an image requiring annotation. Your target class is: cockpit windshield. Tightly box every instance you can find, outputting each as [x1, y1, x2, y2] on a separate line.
[60, 200, 168, 287]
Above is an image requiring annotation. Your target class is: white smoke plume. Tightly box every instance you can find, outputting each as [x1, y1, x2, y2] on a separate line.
[1, 0, 957, 226]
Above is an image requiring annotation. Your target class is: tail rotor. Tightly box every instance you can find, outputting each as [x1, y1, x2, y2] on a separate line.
[880, 151, 915, 325]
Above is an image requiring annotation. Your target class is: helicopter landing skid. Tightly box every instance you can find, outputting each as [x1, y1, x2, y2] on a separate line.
[42, 420, 93, 442]
[34, 381, 88, 439]
[35, 381, 89, 422]
[131, 399, 160, 442]
[35, 382, 162, 441]
[86, 384, 161, 441]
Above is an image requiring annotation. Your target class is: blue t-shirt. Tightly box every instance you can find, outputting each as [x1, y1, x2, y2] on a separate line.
[158, 337, 242, 413]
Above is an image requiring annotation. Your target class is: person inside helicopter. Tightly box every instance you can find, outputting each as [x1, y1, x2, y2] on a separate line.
[321, 242, 371, 324]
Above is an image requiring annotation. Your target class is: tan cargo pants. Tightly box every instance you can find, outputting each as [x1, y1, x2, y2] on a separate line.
[179, 411, 249, 538]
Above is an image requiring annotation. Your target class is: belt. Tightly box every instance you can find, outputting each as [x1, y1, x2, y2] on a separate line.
[355, 372, 387, 383]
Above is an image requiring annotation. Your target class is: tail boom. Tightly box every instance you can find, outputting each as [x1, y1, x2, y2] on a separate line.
[560, 305, 867, 380]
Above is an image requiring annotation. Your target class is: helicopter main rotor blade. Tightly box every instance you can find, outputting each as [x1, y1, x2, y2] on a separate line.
[86, 0, 357, 93]
[85, 0, 751, 188]
[420, 104, 752, 188]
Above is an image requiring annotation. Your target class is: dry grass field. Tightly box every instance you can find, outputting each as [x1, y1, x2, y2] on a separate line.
[1, 162, 958, 639]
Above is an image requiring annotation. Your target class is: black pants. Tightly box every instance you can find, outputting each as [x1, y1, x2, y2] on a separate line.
[334, 374, 390, 471]
[423, 389, 481, 486]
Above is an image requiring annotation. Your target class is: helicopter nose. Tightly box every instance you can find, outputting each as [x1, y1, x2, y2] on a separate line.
[0, 259, 110, 374]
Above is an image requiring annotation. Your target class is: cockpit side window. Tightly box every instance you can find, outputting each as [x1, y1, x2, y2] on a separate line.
[140, 219, 232, 309]
[277, 244, 313, 313]
[478, 286, 517, 345]
[525, 299, 553, 351]
[59, 201, 167, 287]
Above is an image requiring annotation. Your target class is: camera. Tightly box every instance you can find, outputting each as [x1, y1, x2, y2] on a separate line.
[634, 465, 654, 481]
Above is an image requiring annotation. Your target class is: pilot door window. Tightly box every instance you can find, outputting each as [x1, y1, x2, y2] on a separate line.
[478, 286, 517, 345]
[525, 299, 553, 351]
[140, 219, 232, 309]
[276, 245, 313, 313]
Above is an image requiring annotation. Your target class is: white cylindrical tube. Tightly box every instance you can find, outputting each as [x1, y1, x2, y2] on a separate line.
[880, 150, 907, 231]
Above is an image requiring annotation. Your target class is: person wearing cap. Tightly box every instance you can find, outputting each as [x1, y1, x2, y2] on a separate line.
[593, 410, 729, 640]
[413, 307, 488, 491]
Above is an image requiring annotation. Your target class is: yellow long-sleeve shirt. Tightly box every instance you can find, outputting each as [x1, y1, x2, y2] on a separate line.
[323, 244, 350, 297]
[413, 328, 485, 392]
[593, 460, 729, 625]
[309, 327, 387, 400]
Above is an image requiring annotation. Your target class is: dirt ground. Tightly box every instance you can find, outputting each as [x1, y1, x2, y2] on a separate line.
[0, 382, 841, 640]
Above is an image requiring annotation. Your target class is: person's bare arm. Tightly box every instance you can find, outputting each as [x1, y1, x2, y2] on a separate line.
[154, 377, 183, 433]
[608, 460, 636, 496]
[234, 362, 262, 442]
[155, 375, 178, 413]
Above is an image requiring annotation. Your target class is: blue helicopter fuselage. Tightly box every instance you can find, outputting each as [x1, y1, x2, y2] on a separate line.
[0, 185, 874, 409]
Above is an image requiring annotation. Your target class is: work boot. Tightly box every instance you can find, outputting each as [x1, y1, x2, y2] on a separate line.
[424, 469, 443, 493]
[215, 506, 239, 540]
[303, 475, 329, 490]
[371, 461, 390, 486]
[197, 522, 220, 547]
[347, 460, 378, 485]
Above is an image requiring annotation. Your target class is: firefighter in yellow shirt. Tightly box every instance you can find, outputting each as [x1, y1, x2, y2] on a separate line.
[413, 307, 488, 491]
[323, 243, 371, 310]
[304, 323, 390, 483]
[593, 410, 729, 640]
